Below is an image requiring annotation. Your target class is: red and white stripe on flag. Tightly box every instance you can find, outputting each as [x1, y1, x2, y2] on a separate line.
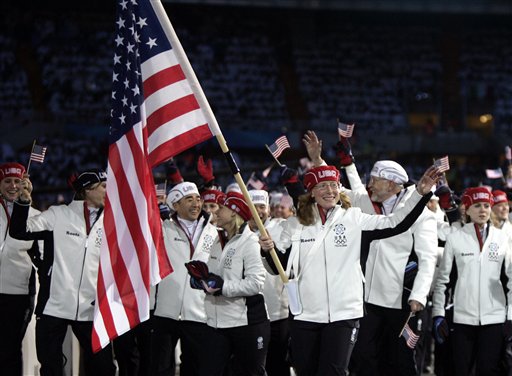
[93, 0, 220, 352]
[337, 122, 355, 138]
[401, 323, 419, 349]
[268, 135, 290, 159]
[434, 155, 450, 173]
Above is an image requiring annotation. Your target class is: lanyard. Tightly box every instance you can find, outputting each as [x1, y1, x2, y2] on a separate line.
[473, 223, 488, 252]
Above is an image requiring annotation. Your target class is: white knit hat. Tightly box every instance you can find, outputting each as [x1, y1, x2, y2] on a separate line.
[166, 182, 200, 205]
[370, 160, 409, 185]
[249, 190, 269, 206]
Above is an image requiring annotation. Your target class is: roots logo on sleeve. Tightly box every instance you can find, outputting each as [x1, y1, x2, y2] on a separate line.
[333, 224, 347, 247]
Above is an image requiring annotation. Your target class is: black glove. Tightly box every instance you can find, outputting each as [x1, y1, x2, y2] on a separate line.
[433, 316, 449, 344]
[205, 273, 224, 296]
[185, 260, 210, 280]
[435, 186, 457, 211]
[335, 138, 355, 167]
[279, 165, 299, 185]
[159, 203, 171, 220]
[189, 276, 205, 290]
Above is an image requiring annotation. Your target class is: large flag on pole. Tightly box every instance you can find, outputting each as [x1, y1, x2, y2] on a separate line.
[92, 0, 220, 352]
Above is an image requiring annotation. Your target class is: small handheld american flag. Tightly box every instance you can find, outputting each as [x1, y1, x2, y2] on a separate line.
[266, 135, 290, 165]
[399, 312, 420, 349]
[486, 168, 504, 179]
[337, 121, 355, 138]
[30, 144, 47, 164]
[433, 156, 450, 173]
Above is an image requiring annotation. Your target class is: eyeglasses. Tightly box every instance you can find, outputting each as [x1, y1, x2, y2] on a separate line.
[313, 182, 340, 191]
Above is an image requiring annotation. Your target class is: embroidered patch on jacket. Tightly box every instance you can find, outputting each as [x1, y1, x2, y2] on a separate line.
[488, 242, 500, 262]
[223, 248, 236, 268]
[333, 224, 347, 247]
[202, 234, 214, 253]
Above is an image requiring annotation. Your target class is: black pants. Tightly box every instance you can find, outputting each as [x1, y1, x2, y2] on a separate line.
[198, 321, 271, 376]
[266, 318, 291, 376]
[0, 293, 32, 376]
[350, 303, 417, 376]
[36, 314, 116, 376]
[451, 323, 504, 376]
[150, 317, 215, 376]
[112, 319, 153, 376]
[290, 319, 359, 376]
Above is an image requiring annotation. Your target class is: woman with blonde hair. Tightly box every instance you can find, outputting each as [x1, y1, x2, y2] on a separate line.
[259, 164, 441, 376]
[432, 187, 512, 376]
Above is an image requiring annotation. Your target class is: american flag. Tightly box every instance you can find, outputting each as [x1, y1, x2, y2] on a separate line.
[505, 146, 511, 161]
[400, 323, 420, 349]
[155, 182, 167, 197]
[433, 155, 450, 173]
[92, 0, 219, 352]
[337, 121, 355, 138]
[486, 168, 504, 179]
[247, 173, 265, 190]
[30, 144, 47, 163]
[267, 135, 290, 159]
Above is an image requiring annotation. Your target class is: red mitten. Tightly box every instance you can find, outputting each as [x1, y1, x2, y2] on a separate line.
[197, 156, 215, 184]
[184, 260, 210, 280]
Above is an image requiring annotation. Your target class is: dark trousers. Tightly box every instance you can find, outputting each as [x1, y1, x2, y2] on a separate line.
[198, 321, 271, 376]
[113, 319, 153, 376]
[36, 314, 116, 376]
[0, 293, 32, 376]
[350, 303, 417, 376]
[451, 323, 504, 376]
[266, 318, 291, 376]
[290, 319, 359, 376]
[151, 317, 215, 376]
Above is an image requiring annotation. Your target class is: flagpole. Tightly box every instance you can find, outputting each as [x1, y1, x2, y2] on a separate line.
[264, 144, 284, 167]
[398, 311, 414, 338]
[26, 139, 36, 174]
[153, 1, 288, 283]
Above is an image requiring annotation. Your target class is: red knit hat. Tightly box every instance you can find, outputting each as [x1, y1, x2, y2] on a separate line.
[303, 166, 340, 192]
[461, 187, 493, 208]
[223, 192, 252, 221]
[492, 190, 508, 205]
[201, 189, 226, 205]
[0, 163, 26, 181]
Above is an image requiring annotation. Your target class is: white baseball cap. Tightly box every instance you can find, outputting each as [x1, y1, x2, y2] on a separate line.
[249, 190, 269, 206]
[370, 160, 409, 185]
[166, 182, 200, 205]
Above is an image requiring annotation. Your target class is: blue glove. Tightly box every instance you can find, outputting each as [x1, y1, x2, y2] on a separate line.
[189, 276, 204, 291]
[205, 273, 224, 296]
[433, 316, 449, 344]
[159, 203, 171, 220]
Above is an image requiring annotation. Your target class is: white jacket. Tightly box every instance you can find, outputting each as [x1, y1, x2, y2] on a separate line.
[204, 224, 267, 328]
[10, 201, 103, 321]
[432, 224, 512, 325]
[274, 190, 428, 323]
[0, 200, 39, 295]
[152, 212, 219, 322]
[344, 164, 438, 308]
[260, 218, 289, 322]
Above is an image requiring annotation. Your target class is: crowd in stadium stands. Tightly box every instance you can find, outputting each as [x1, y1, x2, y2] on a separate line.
[459, 26, 512, 131]
[0, 6, 511, 205]
[294, 22, 442, 133]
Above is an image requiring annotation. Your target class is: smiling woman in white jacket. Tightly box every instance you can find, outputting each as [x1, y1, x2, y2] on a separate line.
[432, 187, 512, 376]
[194, 191, 269, 376]
[259, 164, 440, 376]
